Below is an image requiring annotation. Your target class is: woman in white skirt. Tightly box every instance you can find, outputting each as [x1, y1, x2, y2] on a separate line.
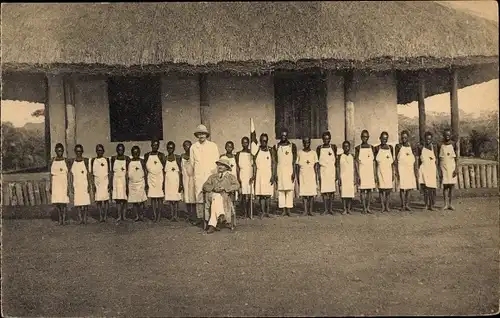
[296, 137, 319, 216]
[395, 130, 417, 211]
[70, 144, 91, 224]
[181, 140, 196, 219]
[418, 132, 439, 211]
[375, 132, 395, 212]
[91, 144, 111, 222]
[144, 138, 166, 222]
[50, 143, 71, 225]
[316, 131, 337, 215]
[127, 146, 148, 221]
[164, 141, 183, 222]
[355, 130, 376, 214]
[251, 133, 276, 218]
[235, 137, 254, 218]
[438, 128, 458, 211]
[111, 143, 129, 222]
[337, 141, 355, 215]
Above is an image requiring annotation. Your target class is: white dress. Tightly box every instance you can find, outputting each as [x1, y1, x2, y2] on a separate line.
[71, 160, 91, 206]
[164, 158, 182, 201]
[339, 153, 355, 198]
[92, 157, 110, 201]
[376, 147, 394, 190]
[146, 153, 165, 198]
[397, 145, 416, 190]
[439, 143, 457, 185]
[112, 158, 127, 201]
[357, 146, 376, 190]
[297, 150, 318, 196]
[418, 146, 438, 188]
[190, 140, 220, 204]
[254, 148, 274, 196]
[127, 160, 147, 203]
[51, 159, 69, 204]
[276, 144, 295, 191]
[181, 156, 196, 203]
[237, 152, 254, 195]
[318, 146, 336, 193]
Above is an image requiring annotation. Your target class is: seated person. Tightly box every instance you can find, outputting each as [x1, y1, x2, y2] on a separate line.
[202, 157, 240, 233]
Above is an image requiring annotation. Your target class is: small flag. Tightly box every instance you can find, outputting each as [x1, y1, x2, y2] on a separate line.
[250, 118, 258, 156]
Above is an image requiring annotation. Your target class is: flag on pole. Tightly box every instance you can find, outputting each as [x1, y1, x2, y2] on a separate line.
[250, 118, 258, 156]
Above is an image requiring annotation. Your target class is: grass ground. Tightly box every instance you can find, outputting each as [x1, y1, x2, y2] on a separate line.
[2, 196, 499, 316]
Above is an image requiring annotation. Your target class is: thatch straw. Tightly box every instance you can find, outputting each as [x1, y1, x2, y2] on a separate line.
[1, 2, 498, 72]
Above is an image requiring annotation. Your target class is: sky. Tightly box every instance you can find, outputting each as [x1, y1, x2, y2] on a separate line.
[1, 1, 498, 127]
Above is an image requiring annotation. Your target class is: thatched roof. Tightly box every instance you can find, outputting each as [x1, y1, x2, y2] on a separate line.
[1, 2, 498, 73]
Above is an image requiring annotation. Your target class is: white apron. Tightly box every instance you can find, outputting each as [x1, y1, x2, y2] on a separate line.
[297, 150, 318, 196]
[181, 157, 196, 203]
[128, 160, 147, 203]
[357, 147, 376, 189]
[339, 153, 355, 198]
[419, 146, 438, 188]
[439, 144, 457, 185]
[191, 141, 220, 203]
[319, 146, 336, 193]
[277, 144, 295, 191]
[376, 147, 394, 190]
[255, 148, 274, 196]
[112, 158, 127, 201]
[71, 160, 91, 206]
[146, 154, 164, 198]
[164, 159, 182, 201]
[397, 145, 416, 190]
[92, 157, 110, 201]
[51, 159, 69, 204]
[237, 152, 254, 195]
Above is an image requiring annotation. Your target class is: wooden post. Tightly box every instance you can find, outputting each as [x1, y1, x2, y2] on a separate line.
[344, 71, 355, 147]
[46, 75, 68, 156]
[199, 73, 210, 134]
[64, 76, 76, 154]
[493, 164, 498, 188]
[418, 74, 426, 145]
[450, 69, 460, 156]
[463, 165, 470, 189]
[475, 164, 481, 188]
[486, 165, 492, 188]
[469, 165, 476, 188]
[458, 165, 464, 189]
[480, 165, 487, 188]
[44, 76, 52, 164]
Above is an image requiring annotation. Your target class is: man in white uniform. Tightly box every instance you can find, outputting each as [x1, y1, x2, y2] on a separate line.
[190, 124, 220, 228]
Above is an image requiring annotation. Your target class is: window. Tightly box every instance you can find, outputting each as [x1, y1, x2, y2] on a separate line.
[108, 76, 163, 142]
[274, 71, 327, 139]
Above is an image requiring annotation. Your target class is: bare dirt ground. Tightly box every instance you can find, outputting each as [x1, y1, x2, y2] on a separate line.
[2, 196, 499, 316]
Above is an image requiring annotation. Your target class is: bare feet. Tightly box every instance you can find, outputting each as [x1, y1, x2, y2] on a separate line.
[442, 204, 449, 211]
[206, 226, 216, 234]
[405, 205, 412, 212]
[448, 205, 455, 211]
[341, 210, 347, 215]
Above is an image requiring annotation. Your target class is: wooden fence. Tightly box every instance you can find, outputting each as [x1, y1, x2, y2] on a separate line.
[2, 163, 498, 206]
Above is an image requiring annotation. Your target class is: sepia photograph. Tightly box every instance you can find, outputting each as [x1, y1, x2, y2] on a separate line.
[1, 1, 499, 316]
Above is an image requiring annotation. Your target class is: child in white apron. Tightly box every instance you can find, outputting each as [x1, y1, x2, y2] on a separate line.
[355, 130, 376, 214]
[375, 132, 394, 212]
[181, 140, 196, 219]
[91, 144, 111, 222]
[220, 141, 239, 214]
[317, 131, 337, 215]
[111, 143, 129, 222]
[50, 143, 70, 225]
[127, 146, 148, 221]
[145, 139, 166, 222]
[164, 141, 183, 221]
[297, 137, 319, 216]
[439, 128, 458, 210]
[252, 133, 276, 218]
[274, 129, 297, 216]
[418, 132, 438, 210]
[71, 144, 91, 224]
[235, 138, 254, 218]
[395, 130, 417, 211]
[338, 141, 355, 215]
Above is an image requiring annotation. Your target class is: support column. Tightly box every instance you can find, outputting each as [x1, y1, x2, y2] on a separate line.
[46, 75, 67, 156]
[199, 73, 210, 134]
[43, 76, 51, 163]
[64, 76, 76, 154]
[344, 71, 355, 147]
[450, 68, 460, 155]
[418, 73, 426, 145]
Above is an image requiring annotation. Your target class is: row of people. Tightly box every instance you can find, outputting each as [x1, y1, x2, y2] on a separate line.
[49, 126, 458, 229]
